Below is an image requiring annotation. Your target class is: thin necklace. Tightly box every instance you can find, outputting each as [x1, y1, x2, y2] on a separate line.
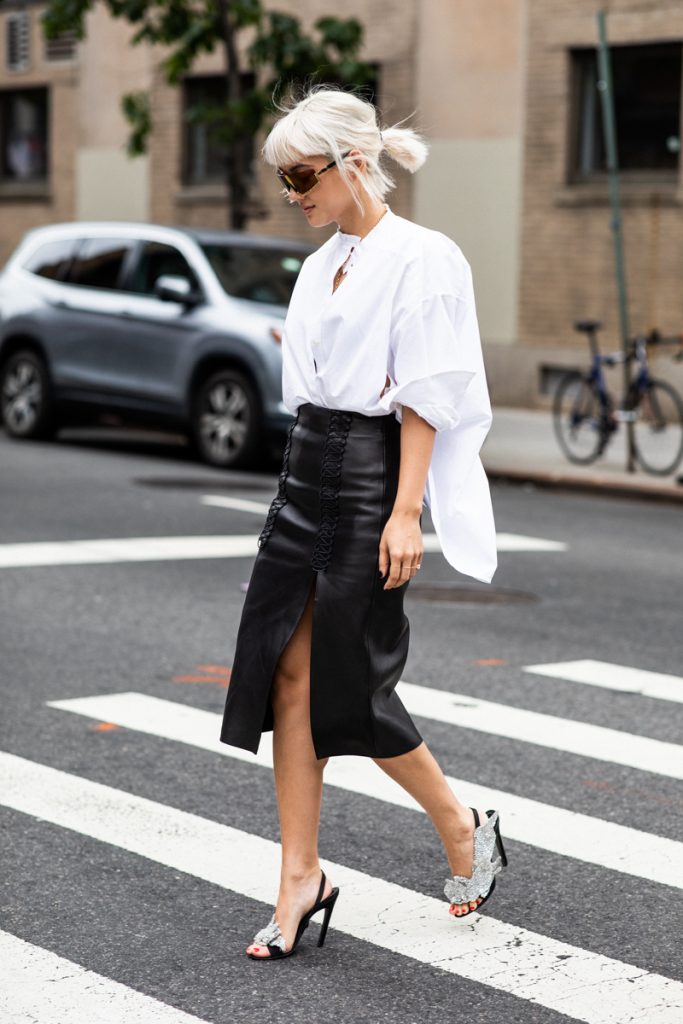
[333, 206, 388, 292]
[333, 250, 353, 293]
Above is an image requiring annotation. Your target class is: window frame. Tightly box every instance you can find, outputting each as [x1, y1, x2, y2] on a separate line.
[567, 42, 683, 185]
[181, 72, 256, 187]
[0, 84, 50, 186]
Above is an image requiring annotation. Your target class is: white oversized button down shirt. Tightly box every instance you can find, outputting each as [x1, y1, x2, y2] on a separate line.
[281, 205, 497, 584]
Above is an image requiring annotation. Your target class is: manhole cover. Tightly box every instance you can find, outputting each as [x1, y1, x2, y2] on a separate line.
[407, 582, 538, 604]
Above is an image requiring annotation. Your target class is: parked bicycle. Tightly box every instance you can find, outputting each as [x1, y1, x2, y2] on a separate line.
[552, 320, 683, 476]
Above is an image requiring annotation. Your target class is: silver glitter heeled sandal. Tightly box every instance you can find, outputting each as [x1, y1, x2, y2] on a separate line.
[246, 869, 340, 961]
[444, 807, 508, 917]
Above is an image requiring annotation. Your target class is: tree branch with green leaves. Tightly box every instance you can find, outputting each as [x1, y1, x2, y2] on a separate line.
[42, 0, 376, 228]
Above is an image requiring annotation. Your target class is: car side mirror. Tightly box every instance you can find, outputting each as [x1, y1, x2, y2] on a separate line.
[153, 274, 201, 306]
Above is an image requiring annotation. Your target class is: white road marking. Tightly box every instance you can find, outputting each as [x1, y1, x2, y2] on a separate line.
[399, 679, 683, 780]
[525, 659, 683, 705]
[491, 532, 567, 552]
[202, 496, 568, 553]
[1, 751, 681, 1024]
[0, 930, 208, 1024]
[0, 535, 258, 568]
[48, 692, 683, 889]
[200, 495, 271, 514]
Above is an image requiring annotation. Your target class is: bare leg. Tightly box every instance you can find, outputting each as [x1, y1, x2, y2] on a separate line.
[374, 741, 489, 915]
[246, 577, 335, 957]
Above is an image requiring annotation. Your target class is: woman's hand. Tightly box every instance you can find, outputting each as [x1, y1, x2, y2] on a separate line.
[379, 509, 423, 589]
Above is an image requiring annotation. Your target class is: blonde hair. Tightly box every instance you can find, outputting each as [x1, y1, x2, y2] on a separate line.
[262, 83, 429, 215]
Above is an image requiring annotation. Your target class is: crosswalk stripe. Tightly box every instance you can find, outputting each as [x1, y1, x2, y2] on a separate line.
[2, 751, 681, 1024]
[201, 495, 271, 514]
[525, 659, 683, 705]
[201, 496, 568, 552]
[48, 692, 683, 889]
[53, 669, 679, 788]
[0, 536, 257, 568]
[398, 680, 683, 780]
[0, 930, 208, 1024]
[0, 530, 566, 568]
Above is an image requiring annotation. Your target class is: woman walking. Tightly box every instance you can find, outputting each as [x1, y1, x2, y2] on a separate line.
[219, 86, 507, 960]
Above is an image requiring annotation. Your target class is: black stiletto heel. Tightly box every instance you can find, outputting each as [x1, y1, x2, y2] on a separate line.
[316, 887, 339, 947]
[247, 869, 340, 960]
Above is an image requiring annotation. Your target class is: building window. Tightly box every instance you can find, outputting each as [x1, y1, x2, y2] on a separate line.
[0, 88, 49, 182]
[182, 73, 255, 185]
[570, 43, 682, 181]
[5, 12, 30, 73]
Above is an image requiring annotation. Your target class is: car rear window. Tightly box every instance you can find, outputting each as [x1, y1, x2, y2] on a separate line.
[67, 237, 135, 290]
[199, 244, 307, 305]
[23, 237, 78, 280]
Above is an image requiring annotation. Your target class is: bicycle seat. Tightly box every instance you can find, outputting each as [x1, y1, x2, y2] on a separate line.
[574, 319, 603, 333]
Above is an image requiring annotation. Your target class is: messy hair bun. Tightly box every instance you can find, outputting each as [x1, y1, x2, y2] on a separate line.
[262, 83, 429, 214]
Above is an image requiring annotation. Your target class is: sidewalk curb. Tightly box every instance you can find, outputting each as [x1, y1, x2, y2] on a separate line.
[483, 463, 683, 506]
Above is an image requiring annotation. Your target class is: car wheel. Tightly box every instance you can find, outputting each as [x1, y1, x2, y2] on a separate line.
[191, 368, 262, 469]
[0, 349, 57, 439]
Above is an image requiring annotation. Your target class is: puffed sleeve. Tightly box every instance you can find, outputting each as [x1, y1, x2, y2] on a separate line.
[377, 288, 477, 431]
[378, 238, 497, 584]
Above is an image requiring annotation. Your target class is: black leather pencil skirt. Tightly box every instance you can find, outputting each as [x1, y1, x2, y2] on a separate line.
[219, 401, 424, 760]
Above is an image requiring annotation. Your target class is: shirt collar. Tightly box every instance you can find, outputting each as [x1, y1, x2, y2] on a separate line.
[335, 204, 394, 250]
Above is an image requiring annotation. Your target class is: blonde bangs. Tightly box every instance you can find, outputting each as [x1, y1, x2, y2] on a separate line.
[262, 112, 332, 170]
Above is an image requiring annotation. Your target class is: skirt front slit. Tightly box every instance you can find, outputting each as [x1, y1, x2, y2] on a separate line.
[219, 402, 424, 759]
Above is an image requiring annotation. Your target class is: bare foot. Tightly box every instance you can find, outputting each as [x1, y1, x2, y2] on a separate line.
[446, 806, 490, 917]
[245, 867, 334, 958]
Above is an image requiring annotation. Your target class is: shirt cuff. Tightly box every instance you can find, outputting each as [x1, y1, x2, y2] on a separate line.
[377, 370, 476, 431]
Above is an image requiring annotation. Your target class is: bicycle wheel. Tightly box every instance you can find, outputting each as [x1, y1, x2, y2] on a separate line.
[552, 372, 606, 464]
[632, 379, 683, 475]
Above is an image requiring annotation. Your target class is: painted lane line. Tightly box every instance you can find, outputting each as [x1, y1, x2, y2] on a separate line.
[0, 528, 567, 569]
[398, 680, 683, 781]
[492, 532, 567, 552]
[1, 752, 681, 1024]
[202, 498, 568, 553]
[48, 693, 683, 889]
[0, 536, 258, 568]
[200, 495, 271, 515]
[525, 659, 683, 706]
[0, 930, 209, 1024]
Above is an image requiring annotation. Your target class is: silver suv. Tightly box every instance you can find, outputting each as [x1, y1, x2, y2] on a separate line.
[0, 221, 312, 467]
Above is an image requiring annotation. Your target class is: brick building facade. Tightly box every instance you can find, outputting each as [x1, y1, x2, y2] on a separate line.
[511, 0, 683, 406]
[1, 0, 682, 406]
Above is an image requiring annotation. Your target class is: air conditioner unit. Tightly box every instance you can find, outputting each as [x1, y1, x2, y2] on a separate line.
[45, 30, 78, 63]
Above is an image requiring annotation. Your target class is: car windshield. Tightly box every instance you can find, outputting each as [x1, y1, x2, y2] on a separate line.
[200, 243, 308, 306]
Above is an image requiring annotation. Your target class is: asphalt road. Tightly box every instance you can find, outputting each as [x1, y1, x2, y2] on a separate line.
[1, 426, 682, 1024]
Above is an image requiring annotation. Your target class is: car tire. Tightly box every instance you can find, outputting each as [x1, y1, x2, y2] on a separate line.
[190, 367, 262, 469]
[0, 348, 58, 440]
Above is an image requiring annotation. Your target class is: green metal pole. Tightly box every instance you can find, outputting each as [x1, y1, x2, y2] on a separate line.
[595, 9, 634, 470]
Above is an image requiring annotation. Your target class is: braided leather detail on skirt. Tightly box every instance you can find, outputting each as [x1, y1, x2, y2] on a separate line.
[310, 410, 353, 572]
[257, 410, 299, 551]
